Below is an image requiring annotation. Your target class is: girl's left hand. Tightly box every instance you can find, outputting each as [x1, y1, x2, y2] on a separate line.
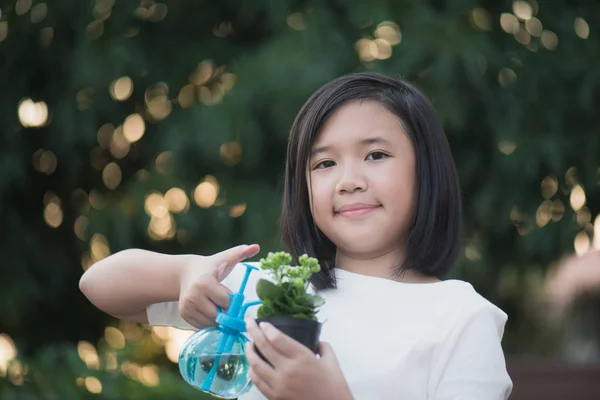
[245, 319, 353, 400]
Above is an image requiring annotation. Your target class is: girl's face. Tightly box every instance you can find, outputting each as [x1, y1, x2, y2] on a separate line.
[307, 100, 416, 259]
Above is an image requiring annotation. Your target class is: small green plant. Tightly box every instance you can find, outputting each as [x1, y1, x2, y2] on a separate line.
[255, 252, 325, 321]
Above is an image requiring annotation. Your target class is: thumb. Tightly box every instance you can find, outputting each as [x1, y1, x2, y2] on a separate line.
[318, 341, 338, 363]
[213, 244, 260, 281]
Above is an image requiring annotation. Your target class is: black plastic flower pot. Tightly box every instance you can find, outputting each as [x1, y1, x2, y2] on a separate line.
[254, 316, 322, 363]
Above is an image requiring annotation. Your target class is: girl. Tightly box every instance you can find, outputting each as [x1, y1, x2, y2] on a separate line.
[80, 72, 513, 400]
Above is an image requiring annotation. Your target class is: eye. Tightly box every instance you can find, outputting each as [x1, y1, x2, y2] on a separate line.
[313, 160, 336, 170]
[366, 151, 389, 161]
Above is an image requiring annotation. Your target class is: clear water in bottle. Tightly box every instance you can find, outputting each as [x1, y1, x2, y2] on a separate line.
[178, 326, 252, 399]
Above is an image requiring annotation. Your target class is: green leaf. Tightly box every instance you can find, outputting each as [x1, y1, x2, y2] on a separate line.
[306, 294, 325, 308]
[273, 297, 299, 314]
[257, 301, 275, 318]
[291, 313, 315, 320]
[256, 279, 284, 300]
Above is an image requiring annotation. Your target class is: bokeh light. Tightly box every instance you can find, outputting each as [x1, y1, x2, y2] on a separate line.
[570, 184, 586, 211]
[44, 194, 63, 228]
[102, 162, 122, 190]
[164, 188, 189, 213]
[123, 114, 145, 143]
[110, 76, 133, 101]
[574, 17, 590, 39]
[512, 1, 533, 20]
[193, 176, 219, 208]
[18, 98, 48, 127]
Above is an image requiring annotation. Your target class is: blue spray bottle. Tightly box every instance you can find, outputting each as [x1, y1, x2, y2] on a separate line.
[178, 263, 262, 399]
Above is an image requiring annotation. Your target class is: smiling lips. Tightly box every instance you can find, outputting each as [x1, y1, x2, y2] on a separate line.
[335, 203, 380, 217]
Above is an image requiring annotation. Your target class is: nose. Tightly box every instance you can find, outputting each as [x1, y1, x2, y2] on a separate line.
[335, 164, 367, 194]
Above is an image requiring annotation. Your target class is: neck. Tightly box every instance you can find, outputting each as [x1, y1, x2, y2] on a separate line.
[334, 247, 439, 283]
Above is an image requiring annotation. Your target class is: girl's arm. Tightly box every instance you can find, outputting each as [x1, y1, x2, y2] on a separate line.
[79, 244, 260, 326]
[79, 249, 193, 322]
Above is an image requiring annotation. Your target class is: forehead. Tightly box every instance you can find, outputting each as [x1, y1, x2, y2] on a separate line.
[312, 100, 407, 148]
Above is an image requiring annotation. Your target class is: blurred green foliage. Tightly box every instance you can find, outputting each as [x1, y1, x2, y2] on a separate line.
[1, 327, 215, 399]
[1, 0, 600, 397]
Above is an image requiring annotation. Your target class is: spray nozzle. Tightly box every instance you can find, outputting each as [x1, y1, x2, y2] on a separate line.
[215, 262, 262, 332]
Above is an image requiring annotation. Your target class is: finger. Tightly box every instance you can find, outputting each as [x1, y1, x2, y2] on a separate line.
[197, 314, 215, 328]
[184, 301, 217, 328]
[245, 318, 286, 367]
[246, 341, 277, 397]
[182, 294, 221, 325]
[194, 314, 215, 329]
[203, 279, 233, 310]
[192, 297, 220, 324]
[318, 341, 337, 362]
[248, 367, 275, 399]
[213, 244, 260, 280]
[182, 308, 214, 329]
[259, 321, 312, 358]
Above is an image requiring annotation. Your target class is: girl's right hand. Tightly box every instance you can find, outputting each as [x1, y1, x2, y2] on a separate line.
[178, 244, 260, 328]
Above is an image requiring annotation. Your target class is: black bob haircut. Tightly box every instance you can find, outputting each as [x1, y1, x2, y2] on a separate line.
[280, 72, 462, 291]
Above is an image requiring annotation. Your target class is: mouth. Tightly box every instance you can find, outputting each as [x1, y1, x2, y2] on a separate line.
[335, 203, 381, 218]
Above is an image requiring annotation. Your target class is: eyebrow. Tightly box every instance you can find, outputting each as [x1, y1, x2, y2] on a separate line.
[311, 136, 392, 157]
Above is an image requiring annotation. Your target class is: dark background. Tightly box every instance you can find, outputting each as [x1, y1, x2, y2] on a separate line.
[1, 0, 599, 398]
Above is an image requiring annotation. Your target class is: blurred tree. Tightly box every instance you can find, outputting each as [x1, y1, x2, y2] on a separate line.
[0, 1, 599, 393]
[0, 330, 217, 399]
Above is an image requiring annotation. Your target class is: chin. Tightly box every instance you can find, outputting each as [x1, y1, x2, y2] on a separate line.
[334, 235, 387, 254]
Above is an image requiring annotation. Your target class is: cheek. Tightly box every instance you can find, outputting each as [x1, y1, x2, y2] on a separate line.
[376, 162, 416, 208]
[308, 175, 333, 220]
